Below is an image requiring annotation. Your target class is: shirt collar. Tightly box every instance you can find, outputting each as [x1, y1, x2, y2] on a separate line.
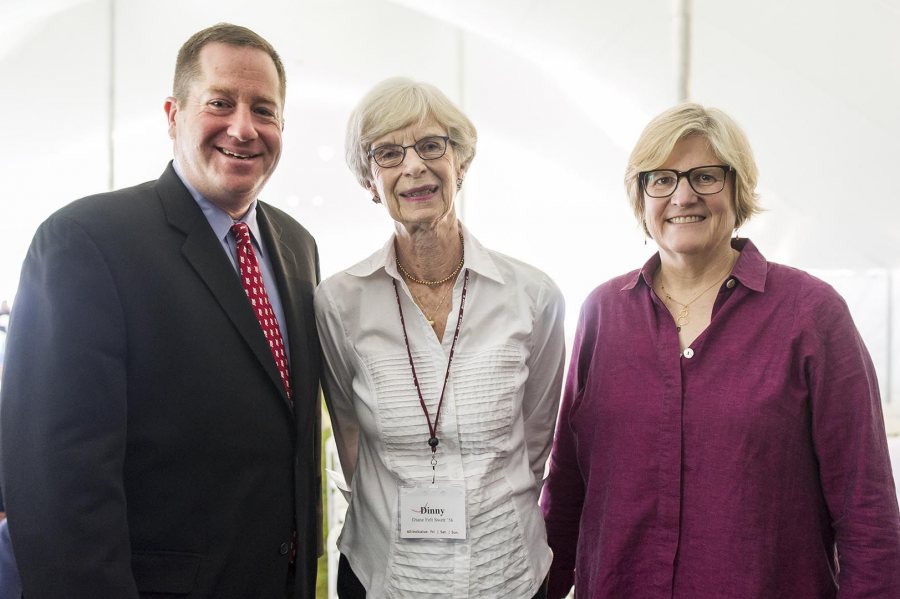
[622, 237, 767, 293]
[172, 159, 265, 255]
[727, 238, 766, 292]
[345, 222, 505, 284]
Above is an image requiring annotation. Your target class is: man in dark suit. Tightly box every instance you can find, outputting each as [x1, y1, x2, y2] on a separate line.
[0, 23, 321, 598]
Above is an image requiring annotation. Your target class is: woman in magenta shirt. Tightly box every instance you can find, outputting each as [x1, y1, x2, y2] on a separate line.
[541, 103, 900, 598]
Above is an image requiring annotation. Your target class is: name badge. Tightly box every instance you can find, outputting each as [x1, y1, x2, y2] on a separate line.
[399, 484, 467, 540]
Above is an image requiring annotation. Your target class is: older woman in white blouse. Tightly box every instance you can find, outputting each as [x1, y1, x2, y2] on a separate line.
[314, 77, 565, 598]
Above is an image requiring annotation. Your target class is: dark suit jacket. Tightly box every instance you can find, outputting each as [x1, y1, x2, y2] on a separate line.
[0, 163, 322, 598]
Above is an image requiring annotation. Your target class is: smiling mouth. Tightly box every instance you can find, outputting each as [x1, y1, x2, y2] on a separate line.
[400, 186, 438, 198]
[668, 215, 705, 224]
[218, 147, 259, 160]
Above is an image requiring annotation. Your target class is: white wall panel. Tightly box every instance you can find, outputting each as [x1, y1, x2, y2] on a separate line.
[692, 0, 900, 271]
[0, 0, 111, 303]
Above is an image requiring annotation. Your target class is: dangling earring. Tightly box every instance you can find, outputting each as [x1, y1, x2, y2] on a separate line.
[733, 229, 740, 241]
[642, 219, 651, 245]
[456, 178, 463, 191]
[371, 195, 381, 204]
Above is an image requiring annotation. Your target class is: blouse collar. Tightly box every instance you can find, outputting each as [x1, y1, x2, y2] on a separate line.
[623, 238, 768, 293]
[345, 222, 506, 285]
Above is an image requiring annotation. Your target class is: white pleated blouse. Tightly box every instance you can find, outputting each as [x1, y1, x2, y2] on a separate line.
[314, 226, 565, 598]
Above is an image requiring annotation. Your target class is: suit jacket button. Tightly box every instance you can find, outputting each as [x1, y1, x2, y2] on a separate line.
[279, 542, 290, 556]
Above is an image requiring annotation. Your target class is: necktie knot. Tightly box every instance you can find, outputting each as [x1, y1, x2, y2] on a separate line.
[231, 222, 251, 245]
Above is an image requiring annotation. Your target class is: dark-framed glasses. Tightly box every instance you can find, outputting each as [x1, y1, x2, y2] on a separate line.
[640, 164, 733, 198]
[368, 136, 450, 168]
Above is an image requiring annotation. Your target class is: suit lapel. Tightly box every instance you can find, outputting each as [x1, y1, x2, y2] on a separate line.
[257, 205, 313, 412]
[154, 164, 288, 406]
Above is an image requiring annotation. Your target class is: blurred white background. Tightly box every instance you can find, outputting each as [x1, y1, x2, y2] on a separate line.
[1, 0, 897, 411]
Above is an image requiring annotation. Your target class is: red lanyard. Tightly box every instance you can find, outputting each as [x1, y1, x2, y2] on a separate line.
[392, 269, 470, 481]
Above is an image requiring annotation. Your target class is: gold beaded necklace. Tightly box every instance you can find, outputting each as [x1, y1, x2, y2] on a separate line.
[396, 232, 464, 286]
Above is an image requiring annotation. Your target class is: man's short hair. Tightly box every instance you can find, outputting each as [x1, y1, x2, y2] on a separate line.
[173, 22, 286, 106]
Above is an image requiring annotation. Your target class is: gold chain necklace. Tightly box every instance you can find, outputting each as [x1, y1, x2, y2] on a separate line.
[411, 281, 454, 326]
[396, 232, 464, 286]
[659, 256, 736, 330]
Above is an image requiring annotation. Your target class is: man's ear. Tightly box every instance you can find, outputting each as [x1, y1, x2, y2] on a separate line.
[164, 96, 178, 140]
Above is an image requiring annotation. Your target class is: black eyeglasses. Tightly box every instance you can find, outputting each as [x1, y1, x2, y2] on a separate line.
[368, 136, 450, 168]
[640, 164, 733, 198]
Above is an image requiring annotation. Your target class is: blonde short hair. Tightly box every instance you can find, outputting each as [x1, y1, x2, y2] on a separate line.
[174, 23, 286, 107]
[345, 78, 477, 188]
[624, 103, 761, 231]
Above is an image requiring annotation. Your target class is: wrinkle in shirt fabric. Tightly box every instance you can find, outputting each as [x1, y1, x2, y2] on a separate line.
[541, 238, 900, 599]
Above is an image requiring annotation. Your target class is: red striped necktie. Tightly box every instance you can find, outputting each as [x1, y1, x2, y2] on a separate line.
[231, 222, 293, 404]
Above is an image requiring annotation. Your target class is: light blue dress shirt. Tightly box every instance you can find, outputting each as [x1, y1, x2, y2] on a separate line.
[172, 161, 290, 357]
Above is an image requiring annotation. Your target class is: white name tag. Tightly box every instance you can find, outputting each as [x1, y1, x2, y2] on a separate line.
[399, 484, 467, 539]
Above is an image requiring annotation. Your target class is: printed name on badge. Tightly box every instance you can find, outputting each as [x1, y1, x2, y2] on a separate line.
[399, 484, 467, 539]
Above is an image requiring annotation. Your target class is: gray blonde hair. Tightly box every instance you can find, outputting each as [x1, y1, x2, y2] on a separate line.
[345, 78, 477, 188]
[624, 103, 761, 231]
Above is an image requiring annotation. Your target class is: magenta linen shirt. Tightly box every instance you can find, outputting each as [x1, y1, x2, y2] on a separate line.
[541, 239, 900, 598]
